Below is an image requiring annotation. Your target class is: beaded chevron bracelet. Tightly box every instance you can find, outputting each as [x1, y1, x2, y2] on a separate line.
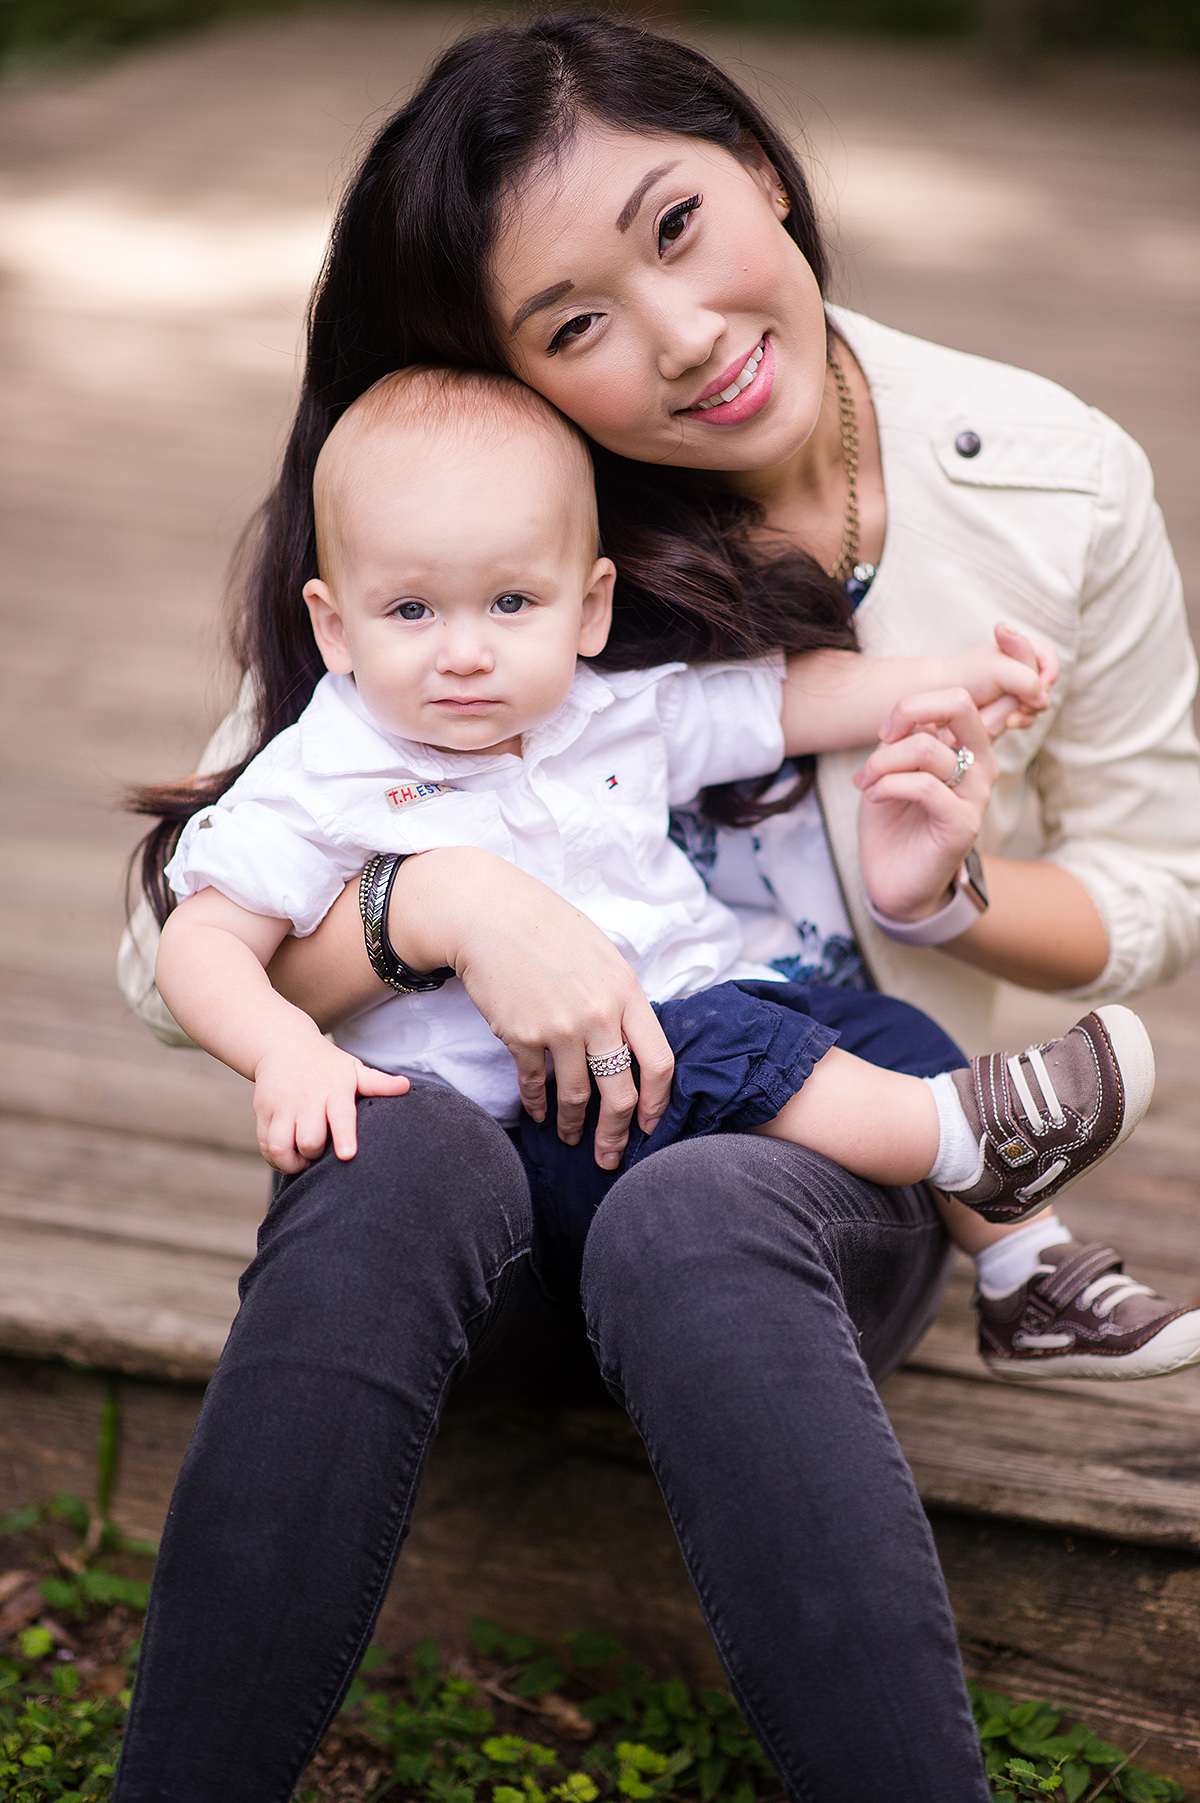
[358, 853, 456, 995]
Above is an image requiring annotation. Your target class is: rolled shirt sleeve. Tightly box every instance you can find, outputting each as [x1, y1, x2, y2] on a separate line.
[166, 796, 362, 937]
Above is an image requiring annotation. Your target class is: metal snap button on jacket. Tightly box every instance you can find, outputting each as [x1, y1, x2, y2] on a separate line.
[955, 430, 982, 458]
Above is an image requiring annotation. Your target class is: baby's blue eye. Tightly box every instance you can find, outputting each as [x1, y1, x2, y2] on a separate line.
[395, 601, 429, 621]
[492, 594, 528, 615]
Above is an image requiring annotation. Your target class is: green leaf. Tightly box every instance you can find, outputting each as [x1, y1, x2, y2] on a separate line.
[484, 1736, 533, 1765]
[17, 1627, 54, 1661]
[1081, 1735, 1127, 1765]
[53, 1663, 80, 1697]
[77, 1569, 151, 1609]
[551, 1774, 599, 1802]
[662, 1677, 692, 1717]
[494, 1788, 526, 1803]
[48, 1492, 91, 1536]
[0, 1504, 41, 1538]
[20, 1744, 54, 1766]
[563, 1632, 627, 1668]
[38, 1578, 79, 1613]
[470, 1619, 547, 1664]
[694, 1752, 728, 1799]
[513, 1659, 565, 1698]
[358, 1645, 390, 1674]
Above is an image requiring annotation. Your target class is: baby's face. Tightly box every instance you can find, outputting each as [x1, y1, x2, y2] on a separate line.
[304, 425, 613, 757]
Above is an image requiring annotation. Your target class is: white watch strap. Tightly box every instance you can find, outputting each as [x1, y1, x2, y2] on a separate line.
[863, 877, 983, 947]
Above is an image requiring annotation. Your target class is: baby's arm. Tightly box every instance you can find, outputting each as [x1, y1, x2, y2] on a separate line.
[156, 887, 409, 1172]
[780, 623, 1058, 757]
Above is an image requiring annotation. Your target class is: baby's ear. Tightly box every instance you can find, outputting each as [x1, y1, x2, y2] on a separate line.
[303, 579, 353, 675]
[577, 558, 616, 659]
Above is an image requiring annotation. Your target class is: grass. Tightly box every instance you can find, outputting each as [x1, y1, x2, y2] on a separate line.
[0, 1489, 1192, 1803]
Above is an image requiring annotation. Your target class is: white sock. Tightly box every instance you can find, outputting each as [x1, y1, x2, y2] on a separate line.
[923, 1071, 983, 1191]
[975, 1214, 1074, 1299]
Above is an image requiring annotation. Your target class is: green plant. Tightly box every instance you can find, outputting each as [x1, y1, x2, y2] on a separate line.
[969, 1684, 1184, 1803]
[0, 1639, 131, 1801]
[0, 1491, 154, 1621]
[0, 1520, 1192, 1803]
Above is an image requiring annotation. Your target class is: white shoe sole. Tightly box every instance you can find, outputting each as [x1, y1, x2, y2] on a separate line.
[984, 1306, 1200, 1382]
[1001, 1004, 1157, 1221]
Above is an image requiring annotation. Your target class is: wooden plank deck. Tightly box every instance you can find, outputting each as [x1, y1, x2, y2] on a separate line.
[2, 9, 1200, 1773]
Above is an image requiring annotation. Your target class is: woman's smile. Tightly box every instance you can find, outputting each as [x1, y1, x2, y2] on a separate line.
[678, 333, 773, 425]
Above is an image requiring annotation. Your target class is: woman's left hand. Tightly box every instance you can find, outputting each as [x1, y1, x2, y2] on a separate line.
[854, 687, 998, 921]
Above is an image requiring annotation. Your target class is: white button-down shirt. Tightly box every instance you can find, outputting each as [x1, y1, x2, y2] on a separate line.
[167, 659, 785, 1122]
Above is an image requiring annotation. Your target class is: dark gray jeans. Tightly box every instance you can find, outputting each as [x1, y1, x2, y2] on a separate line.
[115, 1082, 988, 1802]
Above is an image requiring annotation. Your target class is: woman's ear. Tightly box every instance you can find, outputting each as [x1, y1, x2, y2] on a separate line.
[736, 133, 790, 219]
[303, 578, 354, 675]
[577, 558, 616, 658]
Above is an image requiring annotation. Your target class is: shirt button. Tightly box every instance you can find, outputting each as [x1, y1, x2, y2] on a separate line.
[955, 430, 982, 458]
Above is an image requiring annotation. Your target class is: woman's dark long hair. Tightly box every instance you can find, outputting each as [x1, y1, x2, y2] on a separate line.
[131, 12, 855, 922]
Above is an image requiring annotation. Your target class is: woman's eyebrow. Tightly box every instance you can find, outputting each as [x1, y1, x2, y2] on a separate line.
[617, 161, 681, 232]
[511, 279, 575, 333]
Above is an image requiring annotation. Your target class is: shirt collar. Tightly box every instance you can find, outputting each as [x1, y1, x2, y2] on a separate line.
[298, 666, 616, 780]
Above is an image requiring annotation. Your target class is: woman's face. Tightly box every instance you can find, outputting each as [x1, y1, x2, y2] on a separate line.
[490, 125, 829, 473]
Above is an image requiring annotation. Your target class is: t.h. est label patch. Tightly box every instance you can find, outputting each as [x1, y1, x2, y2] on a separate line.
[385, 781, 459, 810]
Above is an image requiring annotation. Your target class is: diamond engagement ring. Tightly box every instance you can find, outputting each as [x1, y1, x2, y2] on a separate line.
[945, 746, 975, 788]
[587, 1045, 633, 1079]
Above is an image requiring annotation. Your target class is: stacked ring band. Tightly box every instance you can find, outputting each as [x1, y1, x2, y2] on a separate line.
[945, 746, 975, 788]
[586, 1045, 633, 1078]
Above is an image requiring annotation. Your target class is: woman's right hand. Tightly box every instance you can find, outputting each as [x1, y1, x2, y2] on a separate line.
[388, 848, 674, 1166]
[853, 687, 999, 922]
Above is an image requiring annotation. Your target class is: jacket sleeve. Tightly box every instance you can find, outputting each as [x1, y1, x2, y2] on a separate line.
[117, 678, 258, 1047]
[1040, 418, 1200, 999]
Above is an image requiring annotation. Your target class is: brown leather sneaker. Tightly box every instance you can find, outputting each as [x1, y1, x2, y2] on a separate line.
[978, 1242, 1200, 1381]
[943, 1005, 1155, 1225]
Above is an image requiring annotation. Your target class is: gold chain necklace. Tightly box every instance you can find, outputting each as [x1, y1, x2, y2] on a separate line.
[825, 346, 863, 585]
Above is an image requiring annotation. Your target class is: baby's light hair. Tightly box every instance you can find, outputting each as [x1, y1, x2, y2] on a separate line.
[313, 366, 598, 582]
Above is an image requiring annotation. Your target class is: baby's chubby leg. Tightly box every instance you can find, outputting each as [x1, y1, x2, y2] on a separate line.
[753, 1048, 938, 1186]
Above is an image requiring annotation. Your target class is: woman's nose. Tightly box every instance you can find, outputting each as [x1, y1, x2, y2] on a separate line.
[654, 301, 727, 384]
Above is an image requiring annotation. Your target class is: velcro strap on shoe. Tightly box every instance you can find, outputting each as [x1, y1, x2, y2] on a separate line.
[1036, 1243, 1122, 1310]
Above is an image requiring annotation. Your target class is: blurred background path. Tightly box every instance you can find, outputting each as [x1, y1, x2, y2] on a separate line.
[1, 6, 1200, 1774]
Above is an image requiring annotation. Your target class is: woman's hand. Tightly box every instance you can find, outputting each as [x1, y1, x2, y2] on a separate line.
[389, 849, 674, 1168]
[853, 687, 998, 921]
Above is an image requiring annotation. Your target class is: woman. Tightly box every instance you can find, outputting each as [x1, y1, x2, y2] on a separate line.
[116, 16, 1200, 1800]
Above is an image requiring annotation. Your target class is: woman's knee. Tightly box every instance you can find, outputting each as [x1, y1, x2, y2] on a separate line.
[248, 1080, 532, 1310]
[582, 1136, 835, 1314]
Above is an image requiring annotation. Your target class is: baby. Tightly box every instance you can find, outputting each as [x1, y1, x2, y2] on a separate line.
[156, 367, 1193, 1380]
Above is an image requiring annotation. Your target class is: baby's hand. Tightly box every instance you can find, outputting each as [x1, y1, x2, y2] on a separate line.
[253, 1036, 410, 1173]
[929, 624, 1058, 741]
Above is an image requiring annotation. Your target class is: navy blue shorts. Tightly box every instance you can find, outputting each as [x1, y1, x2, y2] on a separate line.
[516, 980, 966, 1293]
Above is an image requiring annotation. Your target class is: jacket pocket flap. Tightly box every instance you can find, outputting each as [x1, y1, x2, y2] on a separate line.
[933, 423, 1102, 493]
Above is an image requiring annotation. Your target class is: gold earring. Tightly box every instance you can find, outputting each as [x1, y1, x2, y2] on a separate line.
[774, 188, 791, 218]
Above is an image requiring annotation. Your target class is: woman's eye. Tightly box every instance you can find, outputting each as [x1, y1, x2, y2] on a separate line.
[548, 313, 599, 354]
[658, 194, 700, 255]
[492, 594, 529, 616]
[394, 601, 430, 621]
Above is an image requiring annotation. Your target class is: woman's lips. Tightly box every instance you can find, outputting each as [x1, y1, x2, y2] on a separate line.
[678, 335, 774, 427]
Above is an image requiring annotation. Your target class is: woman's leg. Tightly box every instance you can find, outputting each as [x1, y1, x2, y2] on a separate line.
[115, 1081, 542, 1803]
[583, 1137, 989, 1803]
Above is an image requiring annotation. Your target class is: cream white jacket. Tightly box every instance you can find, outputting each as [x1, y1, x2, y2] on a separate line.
[119, 311, 1200, 1053]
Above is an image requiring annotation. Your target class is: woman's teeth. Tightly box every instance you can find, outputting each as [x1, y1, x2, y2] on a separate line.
[693, 340, 765, 410]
